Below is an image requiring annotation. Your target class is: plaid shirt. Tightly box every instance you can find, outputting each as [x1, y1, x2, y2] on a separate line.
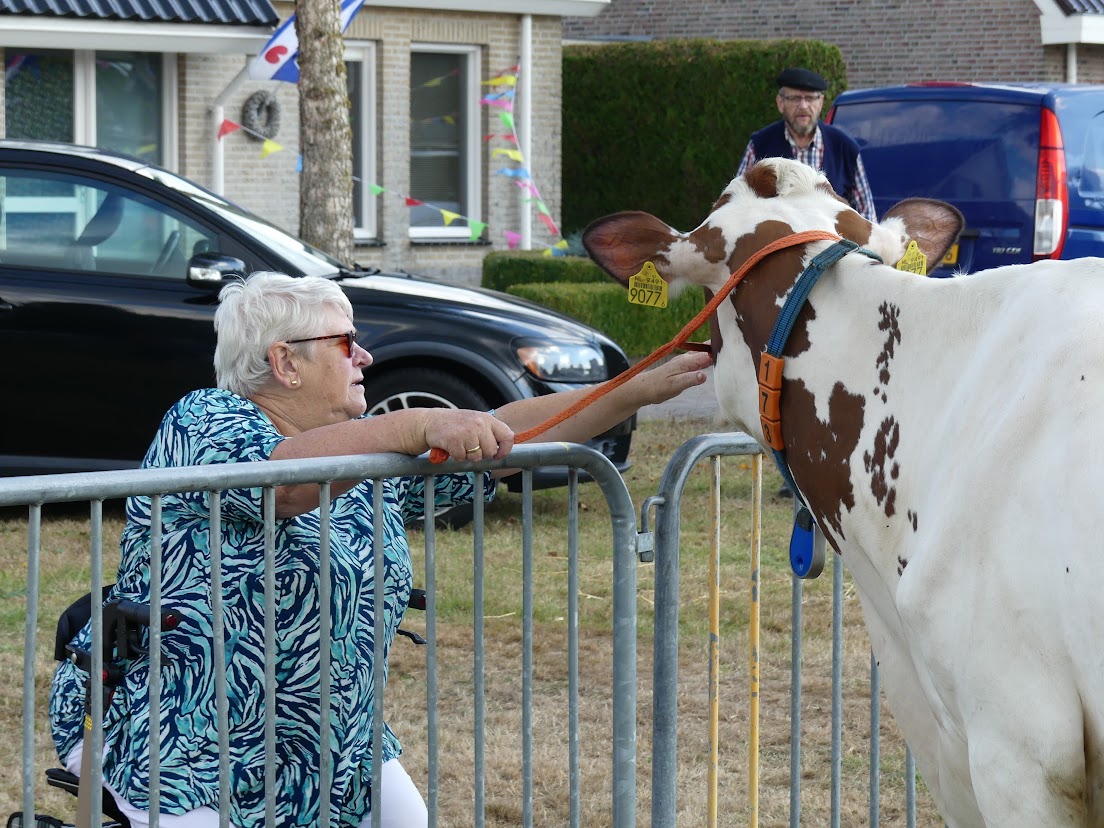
[737, 124, 877, 222]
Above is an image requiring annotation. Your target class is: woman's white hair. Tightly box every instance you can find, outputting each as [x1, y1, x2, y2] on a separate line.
[213, 271, 353, 397]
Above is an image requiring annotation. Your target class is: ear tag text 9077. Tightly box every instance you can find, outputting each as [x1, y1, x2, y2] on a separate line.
[628, 261, 669, 308]
[895, 240, 928, 275]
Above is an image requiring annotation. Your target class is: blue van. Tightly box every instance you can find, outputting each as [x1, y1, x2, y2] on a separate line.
[826, 82, 1104, 275]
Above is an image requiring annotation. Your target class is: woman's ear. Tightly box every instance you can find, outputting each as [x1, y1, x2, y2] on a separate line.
[267, 342, 300, 388]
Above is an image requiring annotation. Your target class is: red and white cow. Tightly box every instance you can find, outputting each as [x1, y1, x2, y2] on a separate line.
[584, 157, 1104, 827]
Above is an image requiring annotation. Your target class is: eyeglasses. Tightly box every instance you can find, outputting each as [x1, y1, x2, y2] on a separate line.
[286, 330, 357, 358]
[779, 93, 823, 105]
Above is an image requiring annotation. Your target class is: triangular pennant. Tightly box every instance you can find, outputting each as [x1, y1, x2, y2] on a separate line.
[218, 119, 242, 139]
[492, 148, 524, 163]
[468, 220, 487, 241]
[440, 209, 461, 226]
[405, 197, 424, 207]
[538, 212, 559, 235]
[260, 139, 283, 158]
[369, 184, 385, 196]
[504, 230, 522, 250]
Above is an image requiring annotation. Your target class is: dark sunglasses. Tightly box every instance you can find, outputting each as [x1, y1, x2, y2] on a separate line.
[286, 330, 357, 358]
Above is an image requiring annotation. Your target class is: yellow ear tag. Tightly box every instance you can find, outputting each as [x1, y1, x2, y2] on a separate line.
[895, 240, 928, 275]
[628, 261, 669, 308]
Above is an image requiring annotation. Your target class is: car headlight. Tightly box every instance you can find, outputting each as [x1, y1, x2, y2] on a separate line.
[516, 342, 608, 383]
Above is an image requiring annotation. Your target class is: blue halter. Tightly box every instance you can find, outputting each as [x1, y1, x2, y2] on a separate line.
[757, 239, 883, 577]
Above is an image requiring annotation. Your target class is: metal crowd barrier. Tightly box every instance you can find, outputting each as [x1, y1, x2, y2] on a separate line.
[1, 443, 639, 828]
[646, 432, 922, 828]
[5, 434, 931, 828]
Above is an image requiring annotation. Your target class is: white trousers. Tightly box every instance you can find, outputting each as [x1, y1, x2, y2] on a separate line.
[65, 744, 428, 828]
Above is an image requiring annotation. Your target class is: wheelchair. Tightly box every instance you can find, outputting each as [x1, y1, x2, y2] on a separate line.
[8, 587, 181, 828]
[8, 587, 427, 828]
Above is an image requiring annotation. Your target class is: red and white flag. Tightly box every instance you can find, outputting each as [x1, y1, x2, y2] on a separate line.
[249, 0, 366, 84]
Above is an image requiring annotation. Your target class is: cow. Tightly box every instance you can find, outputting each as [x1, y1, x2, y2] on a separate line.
[582, 157, 1104, 827]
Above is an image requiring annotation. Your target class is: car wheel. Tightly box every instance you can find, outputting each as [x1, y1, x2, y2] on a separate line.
[364, 368, 491, 530]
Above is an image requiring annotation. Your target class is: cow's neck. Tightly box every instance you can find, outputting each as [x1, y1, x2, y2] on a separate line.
[724, 236, 889, 555]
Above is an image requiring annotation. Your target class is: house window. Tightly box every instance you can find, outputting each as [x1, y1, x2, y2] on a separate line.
[5, 50, 176, 166]
[409, 45, 481, 240]
[346, 43, 378, 240]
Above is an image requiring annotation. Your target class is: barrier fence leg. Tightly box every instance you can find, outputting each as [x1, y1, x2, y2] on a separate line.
[707, 457, 720, 828]
[749, 455, 762, 828]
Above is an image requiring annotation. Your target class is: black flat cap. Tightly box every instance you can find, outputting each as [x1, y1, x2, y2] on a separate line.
[776, 67, 828, 92]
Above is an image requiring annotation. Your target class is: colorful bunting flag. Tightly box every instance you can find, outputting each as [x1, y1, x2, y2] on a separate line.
[492, 148, 524, 163]
[260, 139, 283, 158]
[218, 119, 242, 139]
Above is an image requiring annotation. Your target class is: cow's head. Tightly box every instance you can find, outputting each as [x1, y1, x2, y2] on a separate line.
[583, 157, 962, 304]
[582, 158, 963, 538]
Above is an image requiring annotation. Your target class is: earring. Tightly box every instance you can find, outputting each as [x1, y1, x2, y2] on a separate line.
[291, 379, 299, 386]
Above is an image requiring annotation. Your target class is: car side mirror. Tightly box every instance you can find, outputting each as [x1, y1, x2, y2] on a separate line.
[187, 253, 247, 287]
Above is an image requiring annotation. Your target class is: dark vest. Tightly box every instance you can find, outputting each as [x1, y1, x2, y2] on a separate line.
[749, 120, 861, 200]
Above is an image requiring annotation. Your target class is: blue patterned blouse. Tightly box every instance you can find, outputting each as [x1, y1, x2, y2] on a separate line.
[49, 388, 495, 826]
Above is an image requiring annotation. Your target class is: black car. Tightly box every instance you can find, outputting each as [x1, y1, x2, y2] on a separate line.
[0, 140, 633, 501]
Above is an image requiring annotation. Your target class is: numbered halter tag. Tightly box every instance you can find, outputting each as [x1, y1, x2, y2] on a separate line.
[895, 240, 928, 275]
[628, 261, 669, 308]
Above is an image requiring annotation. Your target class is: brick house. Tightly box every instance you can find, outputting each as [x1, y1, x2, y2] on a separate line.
[563, 0, 1104, 88]
[0, 0, 609, 285]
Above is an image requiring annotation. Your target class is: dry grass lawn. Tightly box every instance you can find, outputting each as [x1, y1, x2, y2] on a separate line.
[0, 418, 944, 826]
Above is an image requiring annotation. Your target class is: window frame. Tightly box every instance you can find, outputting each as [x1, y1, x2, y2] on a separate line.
[346, 41, 378, 241]
[408, 43, 482, 241]
[6, 50, 178, 169]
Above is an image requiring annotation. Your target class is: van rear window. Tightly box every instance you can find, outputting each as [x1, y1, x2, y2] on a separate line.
[832, 100, 1039, 202]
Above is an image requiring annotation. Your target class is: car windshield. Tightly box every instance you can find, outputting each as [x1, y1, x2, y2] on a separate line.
[135, 165, 348, 278]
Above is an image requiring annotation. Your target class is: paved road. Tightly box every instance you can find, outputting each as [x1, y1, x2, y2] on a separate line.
[637, 364, 721, 422]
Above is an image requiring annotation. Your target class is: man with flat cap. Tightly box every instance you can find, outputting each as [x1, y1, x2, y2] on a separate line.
[737, 66, 876, 222]
[740, 67, 876, 499]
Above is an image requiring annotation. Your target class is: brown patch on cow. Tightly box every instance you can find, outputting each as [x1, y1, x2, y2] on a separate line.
[690, 222, 730, 264]
[834, 210, 875, 247]
[711, 191, 733, 212]
[783, 379, 865, 542]
[725, 220, 809, 358]
[876, 302, 901, 390]
[864, 416, 900, 518]
[742, 163, 780, 199]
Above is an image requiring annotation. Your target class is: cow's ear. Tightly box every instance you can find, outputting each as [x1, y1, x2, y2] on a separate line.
[881, 198, 965, 267]
[582, 211, 676, 286]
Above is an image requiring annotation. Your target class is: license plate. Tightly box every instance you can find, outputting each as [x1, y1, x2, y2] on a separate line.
[941, 243, 959, 266]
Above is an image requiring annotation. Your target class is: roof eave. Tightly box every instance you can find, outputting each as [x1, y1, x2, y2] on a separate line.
[364, 0, 609, 15]
[0, 16, 273, 53]
[1034, 0, 1104, 43]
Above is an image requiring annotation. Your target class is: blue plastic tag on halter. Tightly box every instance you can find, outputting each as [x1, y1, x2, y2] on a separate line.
[789, 505, 823, 579]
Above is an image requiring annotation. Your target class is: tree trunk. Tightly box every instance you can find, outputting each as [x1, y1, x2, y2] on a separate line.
[296, 0, 354, 264]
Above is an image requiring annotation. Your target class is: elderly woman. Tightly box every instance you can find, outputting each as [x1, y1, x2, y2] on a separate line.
[50, 272, 710, 828]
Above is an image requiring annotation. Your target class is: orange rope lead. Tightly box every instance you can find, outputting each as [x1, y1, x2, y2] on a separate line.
[428, 229, 840, 463]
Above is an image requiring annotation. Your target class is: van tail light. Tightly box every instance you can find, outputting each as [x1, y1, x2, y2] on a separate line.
[1034, 107, 1068, 260]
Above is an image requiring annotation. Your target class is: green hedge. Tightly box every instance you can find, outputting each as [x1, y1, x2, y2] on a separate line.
[563, 39, 847, 234]
[482, 250, 607, 292]
[505, 282, 710, 358]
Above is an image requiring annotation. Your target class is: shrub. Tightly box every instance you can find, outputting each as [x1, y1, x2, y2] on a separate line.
[482, 250, 608, 292]
[506, 282, 711, 358]
[563, 39, 847, 234]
